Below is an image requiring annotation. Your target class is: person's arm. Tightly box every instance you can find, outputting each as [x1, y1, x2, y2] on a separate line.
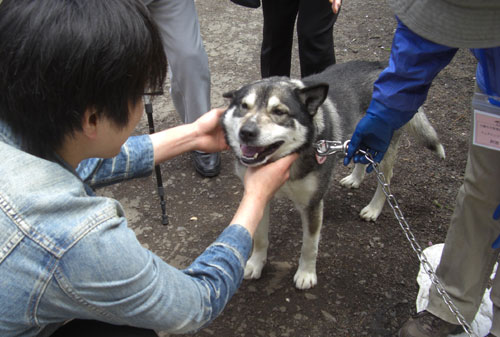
[345, 18, 458, 169]
[371, 19, 458, 121]
[230, 153, 298, 236]
[76, 135, 155, 188]
[77, 108, 229, 188]
[57, 154, 297, 334]
[471, 47, 500, 98]
[149, 108, 229, 165]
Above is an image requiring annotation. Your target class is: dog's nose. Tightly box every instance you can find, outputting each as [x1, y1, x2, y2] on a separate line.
[239, 122, 259, 142]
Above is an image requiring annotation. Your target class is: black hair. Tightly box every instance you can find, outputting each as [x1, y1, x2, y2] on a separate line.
[0, 0, 167, 158]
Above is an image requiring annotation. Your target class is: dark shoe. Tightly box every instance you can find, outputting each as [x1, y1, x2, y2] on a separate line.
[398, 311, 463, 337]
[229, 0, 260, 8]
[193, 151, 221, 177]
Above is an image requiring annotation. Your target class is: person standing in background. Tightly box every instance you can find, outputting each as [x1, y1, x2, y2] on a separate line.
[342, 1, 500, 336]
[143, 0, 221, 177]
[260, 0, 341, 78]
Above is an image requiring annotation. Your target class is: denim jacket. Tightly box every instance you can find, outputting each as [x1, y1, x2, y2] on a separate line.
[0, 120, 252, 336]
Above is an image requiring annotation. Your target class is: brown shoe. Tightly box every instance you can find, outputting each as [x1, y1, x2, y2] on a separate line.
[398, 311, 464, 337]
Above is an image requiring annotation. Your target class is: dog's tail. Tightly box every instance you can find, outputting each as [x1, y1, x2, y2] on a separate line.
[404, 108, 446, 159]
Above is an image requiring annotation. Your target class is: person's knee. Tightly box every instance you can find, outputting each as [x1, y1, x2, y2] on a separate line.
[170, 50, 209, 78]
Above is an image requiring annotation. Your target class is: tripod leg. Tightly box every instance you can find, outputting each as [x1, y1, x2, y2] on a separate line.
[144, 96, 169, 225]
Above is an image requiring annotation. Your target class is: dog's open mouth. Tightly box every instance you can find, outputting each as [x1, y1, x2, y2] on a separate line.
[240, 141, 284, 165]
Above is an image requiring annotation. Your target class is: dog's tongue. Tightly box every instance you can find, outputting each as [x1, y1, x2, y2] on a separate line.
[241, 144, 265, 157]
[315, 153, 327, 165]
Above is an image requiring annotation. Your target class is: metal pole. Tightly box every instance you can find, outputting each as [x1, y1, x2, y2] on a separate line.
[144, 95, 169, 225]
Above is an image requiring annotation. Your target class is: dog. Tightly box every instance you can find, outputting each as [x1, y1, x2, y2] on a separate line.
[221, 60, 445, 289]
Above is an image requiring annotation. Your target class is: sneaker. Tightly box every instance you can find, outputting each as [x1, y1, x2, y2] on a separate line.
[398, 311, 464, 337]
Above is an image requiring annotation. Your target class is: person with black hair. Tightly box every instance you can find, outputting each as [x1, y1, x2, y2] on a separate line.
[0, 0, 297, 336]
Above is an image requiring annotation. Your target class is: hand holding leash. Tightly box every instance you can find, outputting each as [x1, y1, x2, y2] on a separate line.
[344, 113, 395, 172]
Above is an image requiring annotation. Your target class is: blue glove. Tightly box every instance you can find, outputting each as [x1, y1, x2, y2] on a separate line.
[344, 112, 395, 173]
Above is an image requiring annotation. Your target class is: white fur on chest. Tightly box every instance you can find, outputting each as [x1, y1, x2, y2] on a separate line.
[276, 171, 318, 207]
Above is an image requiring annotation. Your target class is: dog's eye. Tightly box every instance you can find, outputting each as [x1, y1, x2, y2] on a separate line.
[241, 102, 249, 109]
[272, 107, 287, 116]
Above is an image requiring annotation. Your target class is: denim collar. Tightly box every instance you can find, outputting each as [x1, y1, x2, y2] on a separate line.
[0, 119, 23, 149]
[0, 119, 93, 194]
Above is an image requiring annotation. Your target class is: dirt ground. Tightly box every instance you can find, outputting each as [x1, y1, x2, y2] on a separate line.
[100, 0, 479, 336]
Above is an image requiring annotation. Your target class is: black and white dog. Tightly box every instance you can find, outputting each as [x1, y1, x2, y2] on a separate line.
[222, 61, 445, 289]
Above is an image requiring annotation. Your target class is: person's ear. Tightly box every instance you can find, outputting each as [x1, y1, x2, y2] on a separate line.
[81, 108, 99, 140]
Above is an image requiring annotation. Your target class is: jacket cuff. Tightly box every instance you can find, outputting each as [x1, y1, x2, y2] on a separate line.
[211, 224, 252, 265]
[367, 98, 416, 130]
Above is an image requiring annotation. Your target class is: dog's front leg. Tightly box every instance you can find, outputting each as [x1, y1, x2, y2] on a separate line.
[340, 163, 366, 189]
[294, 199, 323, 290]
[359, 133, 400, 222]
[244, 202, 270, 280]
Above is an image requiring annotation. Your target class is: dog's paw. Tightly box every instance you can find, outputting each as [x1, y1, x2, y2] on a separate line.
[244, 257, 265, 280]
[360, 205, 382, 222]
[293, 270, 317, 290]
[340, 174, 361, 189]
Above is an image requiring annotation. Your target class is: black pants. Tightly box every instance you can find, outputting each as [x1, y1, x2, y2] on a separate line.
[50, 320, 159, 337]
[261, 0, 339, 78]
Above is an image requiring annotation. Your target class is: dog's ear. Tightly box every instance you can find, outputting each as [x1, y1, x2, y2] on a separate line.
[223, 90, 236, 100]
[295, 83, 329, 116]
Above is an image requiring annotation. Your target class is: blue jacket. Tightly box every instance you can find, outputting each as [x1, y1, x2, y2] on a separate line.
[0, 121, 251, 336]
[368, 18, 500, 129]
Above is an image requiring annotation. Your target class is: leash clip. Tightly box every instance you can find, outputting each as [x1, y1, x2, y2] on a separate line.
[313, 140, 350, 157]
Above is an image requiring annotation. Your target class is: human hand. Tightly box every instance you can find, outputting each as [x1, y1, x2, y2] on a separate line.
[230, 153, 298, 237]
[344, 112, 394, 173]
[243, 153, 298, 204]
[329, 0, 341, 14]
[193, 108, 230, 153]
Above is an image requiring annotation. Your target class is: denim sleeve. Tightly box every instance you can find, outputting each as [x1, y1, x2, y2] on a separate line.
[76, 135, 154, 188]
[52, 219, 252, 334]
[182, 224, 252, 327]
[371, 18, 458, 129]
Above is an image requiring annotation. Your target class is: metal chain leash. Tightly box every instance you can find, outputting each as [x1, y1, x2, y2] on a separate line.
[357, 148, 476, 337]
[313, 139, 477, 337]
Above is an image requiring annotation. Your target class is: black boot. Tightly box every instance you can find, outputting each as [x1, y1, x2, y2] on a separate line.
[192, 151, 221, 178]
